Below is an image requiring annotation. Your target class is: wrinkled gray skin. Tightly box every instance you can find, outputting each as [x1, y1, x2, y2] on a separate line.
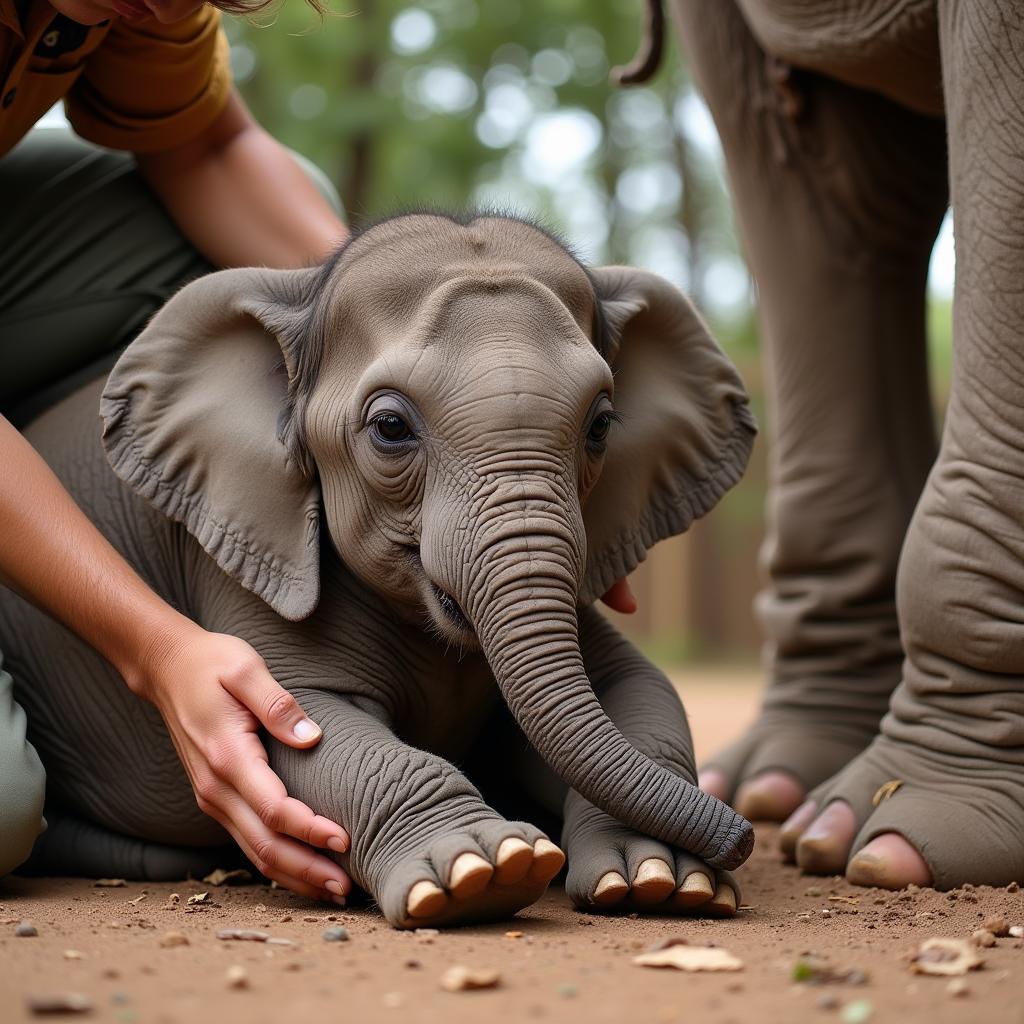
[0, 214, 756, 927]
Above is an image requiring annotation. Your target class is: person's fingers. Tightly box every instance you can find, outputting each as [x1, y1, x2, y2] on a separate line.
[223, 799, 353, 900]
[225, 747, 350, 853]
[599, 578, 638, 614]
[218, 655, 323, 748]
[219, 819, 347, 904]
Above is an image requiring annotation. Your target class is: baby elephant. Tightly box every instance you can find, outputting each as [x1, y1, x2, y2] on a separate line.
[2, 212, 756, 928]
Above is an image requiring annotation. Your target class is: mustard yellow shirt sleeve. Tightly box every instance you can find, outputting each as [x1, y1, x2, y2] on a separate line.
[65, 7, 232, 154]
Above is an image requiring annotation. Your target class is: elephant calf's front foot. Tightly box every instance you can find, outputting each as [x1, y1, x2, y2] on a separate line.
[563, 799, 740, 917]
[379, 819, 565, 929]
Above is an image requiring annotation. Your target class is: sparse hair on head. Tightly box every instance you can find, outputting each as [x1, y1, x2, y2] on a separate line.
[276, 207, 613, 477]
[211, 0, 328, 16]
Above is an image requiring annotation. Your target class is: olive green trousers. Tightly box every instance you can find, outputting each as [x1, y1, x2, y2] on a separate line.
[0, 124, 340, 874]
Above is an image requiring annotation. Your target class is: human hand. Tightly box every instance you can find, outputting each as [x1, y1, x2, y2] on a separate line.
[600, 578, 638, 614]
[129, 622, 351, 904]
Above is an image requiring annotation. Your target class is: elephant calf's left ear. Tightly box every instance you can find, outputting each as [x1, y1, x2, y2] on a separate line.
[580, 266, 757, 606]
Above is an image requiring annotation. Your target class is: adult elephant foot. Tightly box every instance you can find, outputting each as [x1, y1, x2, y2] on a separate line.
[776, 735, 1024, 889]
[698, 703, 886, 822]
[562, 798, 739, 917]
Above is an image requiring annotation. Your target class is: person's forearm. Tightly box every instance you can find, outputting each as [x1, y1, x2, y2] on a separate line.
[0, 417, 189, 688]
[137, 91, 348, 269]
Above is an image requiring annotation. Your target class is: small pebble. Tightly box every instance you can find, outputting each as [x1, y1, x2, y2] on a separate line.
[1009, 925, 1023, 938]
[62, 950, 85, 960]
[279, 915, 292, 923]
[217, 929, 270, 943]
[804, 887, 823, 898]
[817, 993, 840, 1011]
[16, 922, 38, 937]
[158, 932, 189, 948]
[302, 915, 319, 923]
[983, 916, 1009, 937]
[440, 965, 501, 992]
[840, 999, 873, 1024]
[505, 930, 524, 939]
[404, 959, 422, 970]
[946, 979, 969, 998]
[557, 984, 578, 999]
[971, 929, 996, 948]
[322, 927, 349, 942]
[25, 993, 93, 1015]
[1007, 881, 1019, 893]
[225, 965, 249, 990]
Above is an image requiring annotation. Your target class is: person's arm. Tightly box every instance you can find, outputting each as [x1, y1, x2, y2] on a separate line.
[136, 90, 346, 270]
[0, 416, 350, 904]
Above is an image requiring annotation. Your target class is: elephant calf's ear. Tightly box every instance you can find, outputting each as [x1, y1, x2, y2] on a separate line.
[100, 267, 323, 622]
[580, 266, 757, 606]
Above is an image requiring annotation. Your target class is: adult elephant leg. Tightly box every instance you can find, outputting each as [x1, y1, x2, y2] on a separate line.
[669, 0, 948, 820]
[782, 0, 1024, 889]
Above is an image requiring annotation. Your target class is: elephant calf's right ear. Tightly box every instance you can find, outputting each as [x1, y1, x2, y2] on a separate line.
[100, 267, 324, 622]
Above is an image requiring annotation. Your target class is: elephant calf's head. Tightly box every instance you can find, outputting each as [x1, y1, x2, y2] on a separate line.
[101, 212, 758, 870]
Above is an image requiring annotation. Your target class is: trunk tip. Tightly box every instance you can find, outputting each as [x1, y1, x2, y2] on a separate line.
[704, 815, 755, 871]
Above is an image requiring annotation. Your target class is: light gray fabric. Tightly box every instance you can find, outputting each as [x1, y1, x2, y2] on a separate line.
[0, 651, 46, 877]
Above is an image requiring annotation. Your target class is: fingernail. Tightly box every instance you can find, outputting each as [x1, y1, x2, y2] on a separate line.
[325, 880, 344, 896]
[327, 836, 348, 854]
[330, 894, 347, 907]
[293, 718, 321, 742]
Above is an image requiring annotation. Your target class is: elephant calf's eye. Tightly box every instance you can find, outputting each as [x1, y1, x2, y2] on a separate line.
[586, 410, 615, 452]
[371, 412, 415, 446]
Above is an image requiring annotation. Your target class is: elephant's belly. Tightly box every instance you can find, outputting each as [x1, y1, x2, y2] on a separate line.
[735, 0, 944, 115]
[1, 592, 226, 848]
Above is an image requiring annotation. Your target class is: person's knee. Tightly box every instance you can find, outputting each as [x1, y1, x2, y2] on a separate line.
[0, 752, 46, 876]
[0, 664, 47, 876]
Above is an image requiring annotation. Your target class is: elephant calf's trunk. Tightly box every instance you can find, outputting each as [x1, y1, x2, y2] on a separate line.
[479, 597, 754, 870]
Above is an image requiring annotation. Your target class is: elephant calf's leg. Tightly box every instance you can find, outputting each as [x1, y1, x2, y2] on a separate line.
[781, 0, 1024, 889]
[671, 0, 948, 820]
[560, 612, 739, 917]
[271, 691, 564, 927]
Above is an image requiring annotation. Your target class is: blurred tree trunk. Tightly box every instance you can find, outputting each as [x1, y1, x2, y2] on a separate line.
[342, 3, 380, 228]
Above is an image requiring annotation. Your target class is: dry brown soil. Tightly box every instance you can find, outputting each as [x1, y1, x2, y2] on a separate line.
[3, 669, 1023, 1024]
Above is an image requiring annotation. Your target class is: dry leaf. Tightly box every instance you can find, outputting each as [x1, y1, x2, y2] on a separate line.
[909, 938, 983, 976]
[440, 965, 501, 991]
[633, 945, 743, 972]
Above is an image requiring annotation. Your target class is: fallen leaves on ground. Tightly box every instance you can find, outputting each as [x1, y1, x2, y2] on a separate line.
[907, 938, 983, 976]
[633, 938, 743, 973]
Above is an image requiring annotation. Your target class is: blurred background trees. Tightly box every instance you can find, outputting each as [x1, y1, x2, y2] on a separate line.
[226, 0, 954, 666]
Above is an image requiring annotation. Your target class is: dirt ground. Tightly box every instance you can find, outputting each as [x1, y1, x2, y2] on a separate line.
[3, 668, 1023, 1024]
